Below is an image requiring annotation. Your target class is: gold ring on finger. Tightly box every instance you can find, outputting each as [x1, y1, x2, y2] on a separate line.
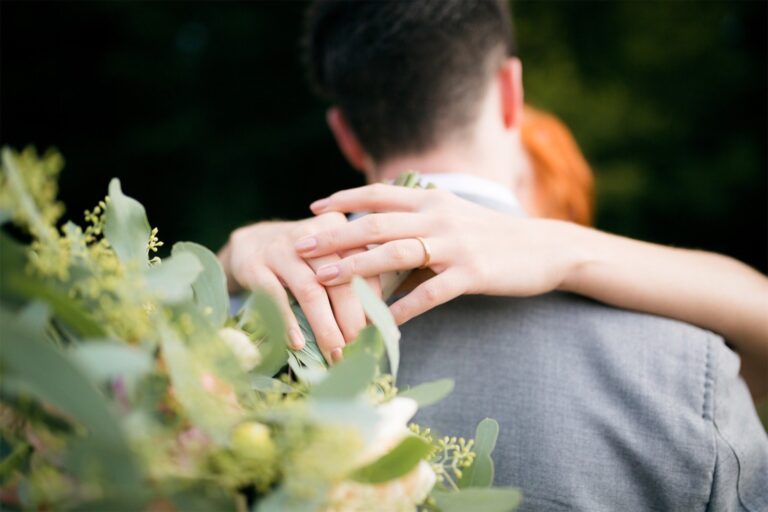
[414, 237, 432, 269]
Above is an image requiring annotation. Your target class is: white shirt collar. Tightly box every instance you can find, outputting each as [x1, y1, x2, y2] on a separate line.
[418, 173, 522, 213]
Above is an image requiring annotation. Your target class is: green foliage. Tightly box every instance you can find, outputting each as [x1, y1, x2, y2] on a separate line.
[352, 276, 401, 379]
[172, 241, 229, 327]
[159, 326, 241, 443]
[245, 290, 290, 376]
[69, 341, 153, 395]
[144, 250, 203, 304]
[432, 487, 522, 512]
[343, 325, 385, 361]
[458, 418, 499, 489]
[104, 178, 152, 266]
[351, 435, 433, 484]
[0, 309, 143, 496]
[312, 351, 377, 400]
[291, 297, 327, 368]
[2, 270, 106, 337]
[0, 148, 516, 510]
[0, 147, 63, 238]
[399, 379, 455, 408]
[413, 426, 477, 492]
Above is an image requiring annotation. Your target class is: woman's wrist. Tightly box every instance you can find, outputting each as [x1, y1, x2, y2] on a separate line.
[554, 221, 602, 294]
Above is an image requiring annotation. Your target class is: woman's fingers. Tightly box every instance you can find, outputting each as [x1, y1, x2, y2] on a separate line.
[304, 252, 367, 344]
[388, 270, 467, 325]
[342, 248, 385, 307]
[315, 239, 435, 286]
[326, 284, 368, 343]
[272, 257, 346, 364]
[310, 184, 426, 214]
[295, 212, 428, 257]
[249, 269, 304, 351]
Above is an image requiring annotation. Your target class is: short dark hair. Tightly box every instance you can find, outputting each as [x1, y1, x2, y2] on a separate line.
[305, 0, 516, 163]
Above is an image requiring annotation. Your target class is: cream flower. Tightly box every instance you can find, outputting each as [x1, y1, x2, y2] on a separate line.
[218, 327, 261, 371]
[324, 397, 437, 512]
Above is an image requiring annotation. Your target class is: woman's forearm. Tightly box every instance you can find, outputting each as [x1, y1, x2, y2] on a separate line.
[297, 184, 768, 398]
[560, 225, 768, 399]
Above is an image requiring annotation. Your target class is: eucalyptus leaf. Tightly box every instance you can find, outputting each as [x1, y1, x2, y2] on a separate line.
[3, 272, 105, 337]
[73, 494, 152, 512]
[0, 232, 29, 310]
[293, 344, 326, 369]
[306, 399, 379, 439]
[352, 277, 400, 379]
[0, 378, 74, 434]
[70, 341, 153, 395]
[252, 374, 294, 394]
[18, 301, 51, 334]
[432, 487, 522, 512]
[172, 242, 229, 327]
[458, 418, 499, 488]
[167, 300, 257, 402]
[254, 486, 319, 512]
[287, 352, 326, 385]
[0, 148, 53, 239]
[0, 308, 142, 490]
[398, 378, 454, 408]
[343, 325, 385, 361]
[289, 346, 327, 385]
[290, 297, 329, 369]
[0, 443, 31, 483]
[159, 323, 241, 443]
[246, 291, 289, 376]
[166, 486, 236, 512]
[312, 351, 377, 400]
[144, 251, 203, 304]
[351, 435, 433, 484]
[0, 231, 26, 277]
[104, 178, 151, 266]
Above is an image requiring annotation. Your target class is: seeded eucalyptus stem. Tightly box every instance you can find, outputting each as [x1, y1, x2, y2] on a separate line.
[2, 148, 54, 244]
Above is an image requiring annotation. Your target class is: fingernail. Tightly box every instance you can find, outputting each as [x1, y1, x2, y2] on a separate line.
[316, 264, 340, 282]
[294, 236, 317, 252]
[331, 347, 343, 363]
[289, 328, 305, 350]
[310, 198, 330, 212]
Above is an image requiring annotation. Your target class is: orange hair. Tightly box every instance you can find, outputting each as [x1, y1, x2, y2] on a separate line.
[521, 106, 594, 226]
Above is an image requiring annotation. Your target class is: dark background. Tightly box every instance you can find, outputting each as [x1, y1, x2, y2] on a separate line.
[2, 1, 766, 271]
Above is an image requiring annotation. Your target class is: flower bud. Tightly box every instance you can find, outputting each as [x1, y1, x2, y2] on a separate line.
[219, 327, 261, 371]
[231, 421, 276, 460]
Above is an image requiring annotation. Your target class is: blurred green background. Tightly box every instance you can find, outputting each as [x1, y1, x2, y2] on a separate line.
[2, 0, 766, 271]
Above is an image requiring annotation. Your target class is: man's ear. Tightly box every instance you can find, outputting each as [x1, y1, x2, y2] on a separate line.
[498, 57, 524, 130]
[326, 107, 371, 173]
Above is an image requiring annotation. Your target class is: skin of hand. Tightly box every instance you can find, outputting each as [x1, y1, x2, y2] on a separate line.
[296, 184, 582, 325]
[217, 212, 380, 364]
[297, 183, 768, 400]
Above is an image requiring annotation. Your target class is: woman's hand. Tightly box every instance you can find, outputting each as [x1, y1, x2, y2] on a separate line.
[295, 184, 583, 324]
[218, 213, 379, 363]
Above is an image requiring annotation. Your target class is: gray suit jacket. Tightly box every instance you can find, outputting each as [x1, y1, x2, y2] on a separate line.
[397, 293, 768, 511]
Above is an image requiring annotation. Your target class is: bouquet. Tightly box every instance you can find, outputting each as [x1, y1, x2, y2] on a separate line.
[0, 147, 521, 511]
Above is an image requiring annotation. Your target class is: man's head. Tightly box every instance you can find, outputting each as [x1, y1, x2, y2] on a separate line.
[305, 0, 523, 178]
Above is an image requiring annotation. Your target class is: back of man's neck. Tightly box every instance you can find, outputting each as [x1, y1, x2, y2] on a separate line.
[370, 138, 531, 193]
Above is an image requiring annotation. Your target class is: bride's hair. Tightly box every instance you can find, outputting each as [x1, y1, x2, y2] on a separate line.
[523, 106, 595, 226]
